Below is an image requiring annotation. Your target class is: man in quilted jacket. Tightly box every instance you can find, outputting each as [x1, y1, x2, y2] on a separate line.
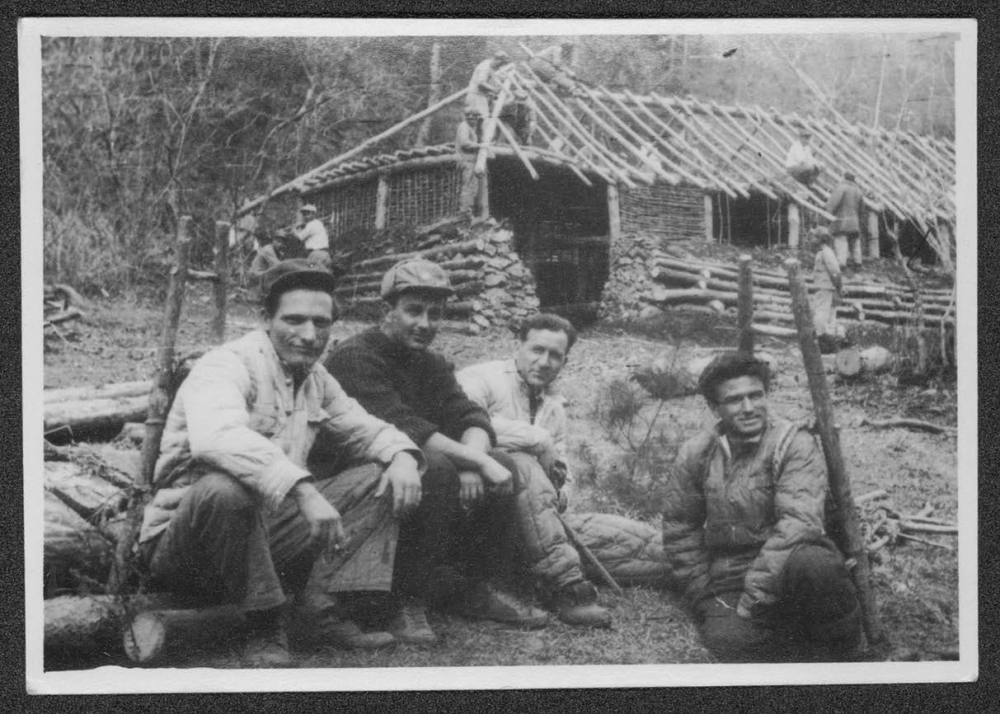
[661, 352, 861, 662]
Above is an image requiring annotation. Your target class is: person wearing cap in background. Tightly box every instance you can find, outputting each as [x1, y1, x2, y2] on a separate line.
[455, 109, 483, 217]
[323, 258, 551, 635]
[456, 313, 612, 628]
[248, 232, 292, 284]
[529, 40, 585, 97]
[824, 171, 865, 269]
[465, 51, 512, 129]
[292, 204, 331, 270]
[137, 259, 426, 666]
[784, 128, 822, 186]
[661, 352, 861, 662]
[810, 227, 843, 351]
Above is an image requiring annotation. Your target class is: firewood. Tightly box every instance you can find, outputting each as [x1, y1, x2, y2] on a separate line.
[124, 605, 247, 664]
[44, 492, 116, 594]
[45, 380, 153, 405]
[44, 593, 177, 654]
[44, 395, 150, 439]
[835, 346, 894, 378]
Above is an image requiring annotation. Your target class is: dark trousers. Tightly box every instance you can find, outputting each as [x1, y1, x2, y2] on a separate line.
[696, 541, 861, 663]
[143, 464, 394, 613]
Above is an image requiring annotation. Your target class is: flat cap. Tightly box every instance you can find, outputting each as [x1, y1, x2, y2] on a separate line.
[380, 259, 455, 301]
[300, 204, 318, 212]
[260, 259, 337, 302]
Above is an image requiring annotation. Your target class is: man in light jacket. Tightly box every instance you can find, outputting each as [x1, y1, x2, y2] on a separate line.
[138, 260, 425, 666]
[662, 352, 861, 662]
[457, 313, 611, 628]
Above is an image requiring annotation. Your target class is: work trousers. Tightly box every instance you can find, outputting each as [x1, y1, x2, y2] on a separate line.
[143, 464, 395, 613]
[833, 232, 863, 267]
[811, 288, 838, 337]
[458, 160, 480, 216]
[695, 541, 861, 663]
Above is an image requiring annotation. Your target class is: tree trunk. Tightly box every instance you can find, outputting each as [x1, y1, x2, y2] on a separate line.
[124, 606, 247, 664]
[44, 396, 150, 438]
[44, 593, 176, 655]
[45, 380, 152, 405]
[415, 41, 442, 147]
[44, 492, 115, 596]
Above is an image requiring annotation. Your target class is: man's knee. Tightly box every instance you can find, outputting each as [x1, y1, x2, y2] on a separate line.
[785, 541, 857, 616]
[491, 450, 553, 497]
[189, 472, 257, 521]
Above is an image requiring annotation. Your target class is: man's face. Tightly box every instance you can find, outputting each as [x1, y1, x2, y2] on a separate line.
[711, 375, 768, 440]
[382, 292, 444, 351]
[515, 328, 570, 390]
[300, 210, 315, 222]
[266, 289, 335, 372]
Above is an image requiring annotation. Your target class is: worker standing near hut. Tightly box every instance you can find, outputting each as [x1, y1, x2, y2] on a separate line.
[810, 227, 843, 349]
[784, 128, 823, 186]
[825, 171, 865, 269]
[324, 259, 550, 638]
[455, 109, 482, 217]
[456, 313, 612, 628]
[465, 51, 512, 135]
[292, 204, 331, 269]
[137, 260, 426, 666]
[661, 352, 862, 662]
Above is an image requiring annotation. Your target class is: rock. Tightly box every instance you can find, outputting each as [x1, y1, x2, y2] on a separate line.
[484, 274, 507, 287]
[472, 314, 491, 328]
[490, 230, 512, 243]
[638, 305, 665, 320]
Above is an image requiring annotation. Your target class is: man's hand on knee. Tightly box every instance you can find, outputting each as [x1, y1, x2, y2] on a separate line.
[479, 456, 513, 496]
[291, 480, 346, 554]
[376, 451, 423, 517]
[458, 470, 485, 507]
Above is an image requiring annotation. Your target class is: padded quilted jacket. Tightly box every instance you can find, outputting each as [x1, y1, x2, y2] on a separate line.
[662, 417, 828, 608]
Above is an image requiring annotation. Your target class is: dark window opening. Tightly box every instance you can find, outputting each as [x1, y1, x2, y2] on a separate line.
[711, 193, 790, 247]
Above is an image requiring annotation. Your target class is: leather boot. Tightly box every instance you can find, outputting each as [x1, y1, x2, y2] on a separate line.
[553, 581, 612, 628]
[458, 580, 549, 628]
[386, 598, 438, 646]
[243, 607, 293, 668]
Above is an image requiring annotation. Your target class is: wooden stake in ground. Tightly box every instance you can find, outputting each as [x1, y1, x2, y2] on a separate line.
[784, 258, 886, 649]
[737, 254, 754, 355]
[109, 216, 193, 595]
[213, 220, 229, 344]
[556, 512, 623, 596]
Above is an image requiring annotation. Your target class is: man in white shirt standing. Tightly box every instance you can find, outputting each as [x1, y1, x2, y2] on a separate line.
[292, 204, 331, 269]
[784, 128, 822, 186]
[457, 313, 611, 628]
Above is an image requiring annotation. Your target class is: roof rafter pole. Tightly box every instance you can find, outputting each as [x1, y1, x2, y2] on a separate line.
[677, 96, 779, 201]
[510, 73, 615, 185]
[905, 133, 953, 182]
[508, 72, 590, 163]
[299, 154, 456, 193]
[830, 117, 933, 198]
[623, 89, 739, 198]
[519, 63, 641, 187]
[748, 105, 834, 209]
[238, 85, 473, 217]
[650, 92, 755, 199]
[578, 85, 682, 184]
[567, 92, 664, 184]
[599, 85, 709, 189]
[475, 75, 515, 176]
[494, 116, 540, 180]
[706, 98, 826, 209]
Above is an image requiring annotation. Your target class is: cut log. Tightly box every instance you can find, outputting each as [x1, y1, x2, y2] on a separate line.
[44, 395, 149, 439]
[860, 417, 956, 435]
[45, 380, 152, 405]
[44, 593, 177, 654]
[45, 460, 128, 525]
[751, 323, 797, 337]
[124, 606, 247, 664]
[44, 492, 115, 594]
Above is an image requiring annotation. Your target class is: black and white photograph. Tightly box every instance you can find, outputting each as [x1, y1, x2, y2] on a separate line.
[22, 17, 976, 693]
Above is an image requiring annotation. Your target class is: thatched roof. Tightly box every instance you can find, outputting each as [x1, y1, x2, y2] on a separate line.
[258, 55, 955, 232]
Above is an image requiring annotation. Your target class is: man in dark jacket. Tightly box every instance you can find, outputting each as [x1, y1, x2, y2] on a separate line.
[323, 259, 550, 640]
[825, 171, 865, 269]
[661, 352, 861, 662]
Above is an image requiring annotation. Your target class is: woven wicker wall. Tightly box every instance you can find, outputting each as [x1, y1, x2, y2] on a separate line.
[308, 178, 378, 251]
[386, 165, 462, 228]
[620, 184, 705, 240]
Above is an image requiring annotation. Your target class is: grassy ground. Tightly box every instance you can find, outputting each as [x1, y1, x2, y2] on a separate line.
[41, 280, 960, 670]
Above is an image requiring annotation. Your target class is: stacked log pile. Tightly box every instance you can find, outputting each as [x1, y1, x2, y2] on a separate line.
[335, 219, 540, 332]
[604, 237, 955, 331]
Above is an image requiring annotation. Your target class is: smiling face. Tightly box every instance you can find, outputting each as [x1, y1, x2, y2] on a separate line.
[515, 328, 569, 391]
[711, 375, 769, 440]
[266, 289, 335, 373]
[381, 291, 445, 351]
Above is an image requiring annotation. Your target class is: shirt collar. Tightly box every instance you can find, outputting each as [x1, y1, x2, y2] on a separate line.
[714, 420, 765, 460]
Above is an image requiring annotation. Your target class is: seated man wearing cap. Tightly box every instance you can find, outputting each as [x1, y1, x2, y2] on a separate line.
[138, 259, 425, 666]
[292, 204, 331, 269]
[323, 259, 550, 637]
[662, 352, 861, 662]
[784, 129, 822, 186]
[457, 313, 612, 628]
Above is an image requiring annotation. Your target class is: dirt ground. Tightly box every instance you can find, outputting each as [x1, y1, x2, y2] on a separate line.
[41, 279, 960, 670]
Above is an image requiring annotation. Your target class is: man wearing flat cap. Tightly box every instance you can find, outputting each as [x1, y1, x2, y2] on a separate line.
[292, 204, 331, 269]
[138, 259, 425, 666]
[324, 259, 551, 639]
[785, 128, 822, 186]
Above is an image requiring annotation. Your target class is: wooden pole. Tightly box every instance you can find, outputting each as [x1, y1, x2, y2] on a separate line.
[556, 512, 623, 596]
[495, 118, 539, 180]
[415, 41, 442, 147]
[737, 254, 754, 355]
[212, 221, 229, 344]
[867, 210, 881, 258]
[374, 174, 389, 229]
[787, 202, 801, 248]
[704, 194, 715, 243]
[784, 258, 886, 649]
[607, 183, 621, 244]
[109, 216, 192, 595]
[238, 86, 471, 217]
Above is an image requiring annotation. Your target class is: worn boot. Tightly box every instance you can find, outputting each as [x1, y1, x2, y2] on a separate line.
[385, 598, 438, 646]
[243, 608, 293, 668]
[296, 591, 396, 651]
[553, 581, 612, 628]
[458, 580, 549, 628]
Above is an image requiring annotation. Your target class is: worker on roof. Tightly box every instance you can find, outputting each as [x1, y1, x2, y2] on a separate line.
[323, 259, 556, 640]
[662, 352, 862, 662]
[138, 260, 426, 666]
[528, 40, 586, 98]
[292, 204, 331, 270]
[825, 171, 865, 270]
[456, 313, 612, 628]
[784, 128, 823, 186]
[465, 51, 512, 124]
[455, 108, 483, 217]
